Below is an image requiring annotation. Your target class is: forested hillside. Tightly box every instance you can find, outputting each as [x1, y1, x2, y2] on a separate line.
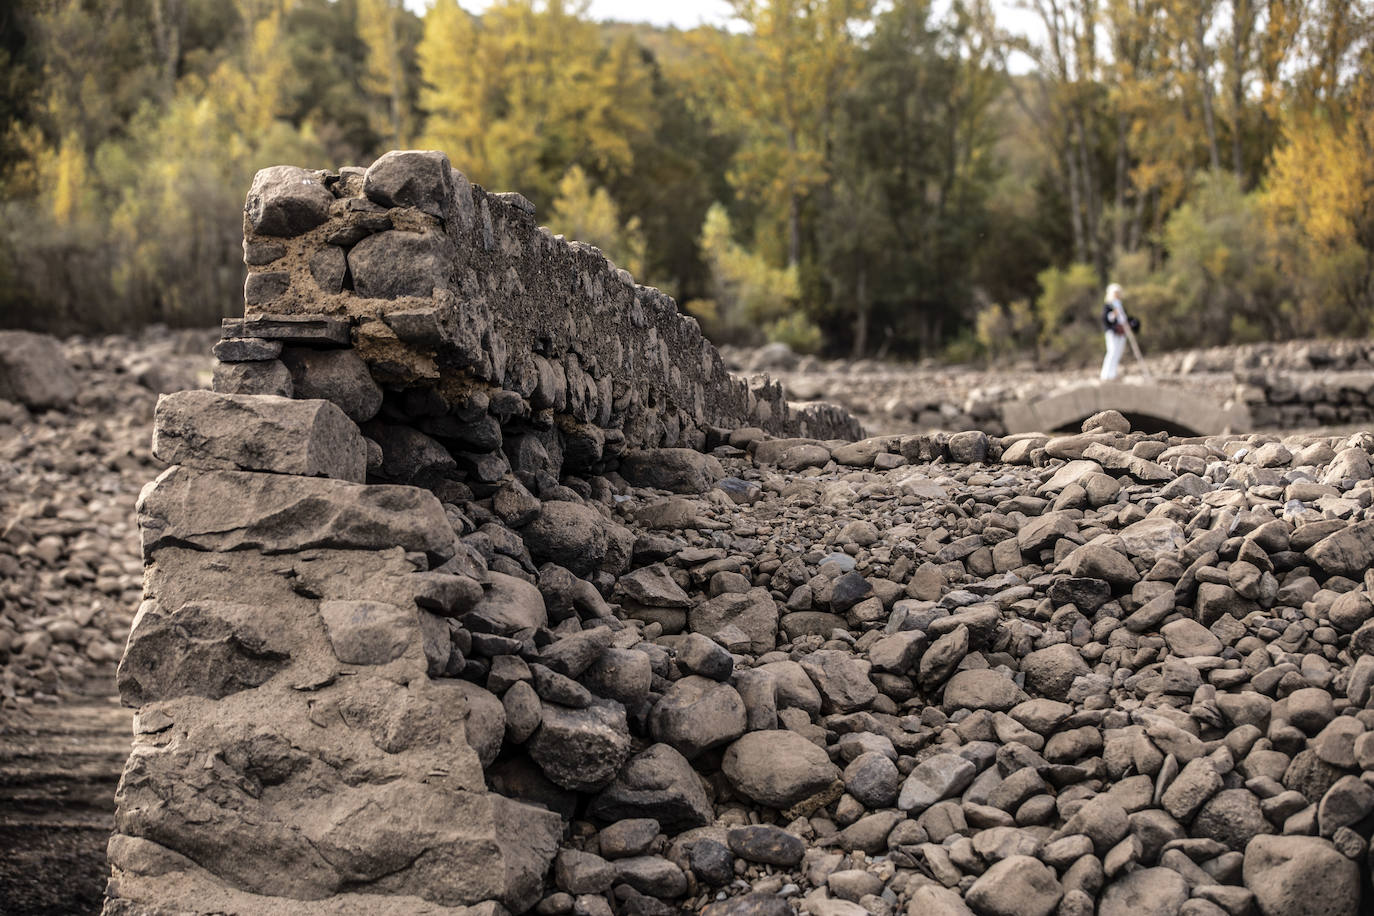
[0, 0, 1370, 362]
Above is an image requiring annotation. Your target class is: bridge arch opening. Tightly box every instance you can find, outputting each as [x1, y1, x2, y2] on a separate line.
[1001, 382, 1249, 437]
[1049, 412, 1204, 437]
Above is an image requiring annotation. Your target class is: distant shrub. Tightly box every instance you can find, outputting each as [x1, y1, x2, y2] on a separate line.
[765, 312, 822, 354]
[1034, 262, 1101, 365]
[698, 203, 801, 345]
[974, 299, 1037, 359]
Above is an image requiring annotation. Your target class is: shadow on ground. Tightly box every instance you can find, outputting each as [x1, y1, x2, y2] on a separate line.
[0, 679, 130, 915]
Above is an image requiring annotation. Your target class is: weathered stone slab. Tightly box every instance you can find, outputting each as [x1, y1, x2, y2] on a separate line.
[153, 391, 366, 482]
[138, 467, 456, 564]
[223, 314, 351, 348]
[1306, 519, 1374, 578]
[117, 600, 298, 706]
[111, 679, 558, 912]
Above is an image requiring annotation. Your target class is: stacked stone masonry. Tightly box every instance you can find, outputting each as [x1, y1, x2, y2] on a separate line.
[231, 149, 859, 453]
[106, 151, 859, 915]
[106, 152, 1374, 916]
[1238, 371, 1374, 431]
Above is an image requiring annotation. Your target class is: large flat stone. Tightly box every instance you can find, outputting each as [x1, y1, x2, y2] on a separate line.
[1306, 520, 1374, 578]
[223, 314, 351, 348]
[117, 600, 300, 706]
[153, 391, 366, 482]
[138, 467, 456, 564]
[112, 678, 558, 911]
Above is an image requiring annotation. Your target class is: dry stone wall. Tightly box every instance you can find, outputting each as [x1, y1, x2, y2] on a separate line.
[1237, 371, 1374, 430]
[731, 339, 1374, 439]
[234, 149, 859, 455]
[104, 151, 861, 915]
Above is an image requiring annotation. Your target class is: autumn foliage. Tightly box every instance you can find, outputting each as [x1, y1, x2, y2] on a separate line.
[0, 0, 1370, 361]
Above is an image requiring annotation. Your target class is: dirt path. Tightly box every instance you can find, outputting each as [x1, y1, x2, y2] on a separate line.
[0, 678, 131, 916]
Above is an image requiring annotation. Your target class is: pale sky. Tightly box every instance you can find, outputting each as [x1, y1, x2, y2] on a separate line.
[403, 0, 742, 29]
[572, 0, 741, 29]
[402, 0, 1041, 70]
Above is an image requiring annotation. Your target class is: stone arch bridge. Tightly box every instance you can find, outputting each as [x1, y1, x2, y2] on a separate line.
[999, 381, 1250, 437]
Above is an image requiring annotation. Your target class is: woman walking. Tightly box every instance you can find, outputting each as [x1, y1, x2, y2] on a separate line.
[1100, 283, 1127, 381]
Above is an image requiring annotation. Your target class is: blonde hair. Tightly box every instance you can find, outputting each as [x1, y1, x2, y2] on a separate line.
[1105, 283, 1123, 301]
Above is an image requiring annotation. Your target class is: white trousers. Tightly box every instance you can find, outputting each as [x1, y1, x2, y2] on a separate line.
[1101, 331, 1126, 380]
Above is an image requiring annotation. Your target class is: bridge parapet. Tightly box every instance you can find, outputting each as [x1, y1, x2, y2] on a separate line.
[1000, 381, 1250, 436]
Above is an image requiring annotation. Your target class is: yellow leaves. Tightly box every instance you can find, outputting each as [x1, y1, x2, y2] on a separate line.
[49, 134, 88, 226]
[3, 120, 47, 198]
[975, 299, 1037, 357]
[417, 0, 654, 203]
[1034, 262, 1100, 343]
[699, 202, 799, 324]
[357, 0, 412, 145]
[1204, 244, 1232, 280]
[200, 1, 295, 142]
[1261, 91, 1374, 325]
[1264, 106, 1371, 252]
[687, 0, 866, 225]
[417, 0, 486, 172]
[547, 165, 647, 277]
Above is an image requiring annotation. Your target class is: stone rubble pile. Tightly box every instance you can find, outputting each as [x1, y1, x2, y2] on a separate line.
[104, 152, 1373, 916]
[110, 363, 1374, 915]
[0, 328, 210, 703]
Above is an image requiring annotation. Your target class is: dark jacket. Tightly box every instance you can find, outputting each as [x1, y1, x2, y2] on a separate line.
[1103, 301, 1122, 332]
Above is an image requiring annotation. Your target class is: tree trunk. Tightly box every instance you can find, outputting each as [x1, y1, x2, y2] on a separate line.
[387, 12, 404, 146]
[1065, 125, 1087, 264]
[851, 264, 869, 359]
[1229, 0, 1248, 180]
[1073, 106, 1102, 275]
[149, 0, 183, 101]
[1194, 13, 1222, 171]
[1128, 187, 1147, 253]
[788, 194, 802, 270]
[1114, 110, 1129, 255]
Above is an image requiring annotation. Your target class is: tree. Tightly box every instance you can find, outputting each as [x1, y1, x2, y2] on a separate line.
[2, 0, 327, 331]
[282, 0, 384, 162]
[356, 0, 416, 147]
[546, 164, 646, 278]
[0, 0, 43, 186]
[690, 201, 803, 345]
[104, 0, 325, 325]
[689, 0, 870, 268]
[1033, 261, 1101, 362]
[1263, 71, 1374, 333]
[816, 0, 1000, 356]
[1157, 170, 1288, 345]
[600, 27, 734, 304]
[418, 0, 655, 208]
